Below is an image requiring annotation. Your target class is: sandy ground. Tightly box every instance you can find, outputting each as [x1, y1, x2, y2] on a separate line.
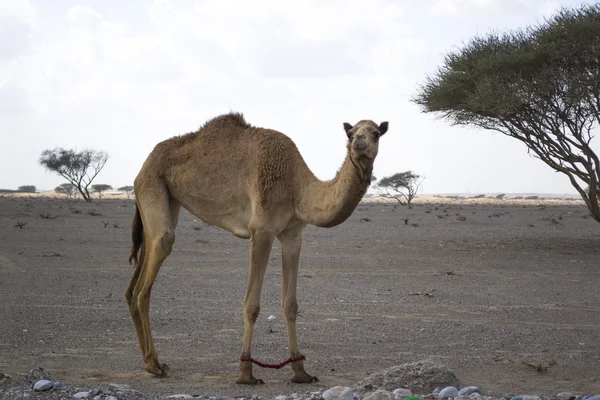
[1, 195, 599, 397]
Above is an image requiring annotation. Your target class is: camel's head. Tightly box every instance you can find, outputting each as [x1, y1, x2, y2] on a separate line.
[343, 120, 388, 160]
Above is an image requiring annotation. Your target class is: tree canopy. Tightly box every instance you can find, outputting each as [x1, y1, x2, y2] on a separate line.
[92, 184, 112, 199]
[377, 171, 423, 207]
[17, 185, 36, 193]
[39, 148, 108, 203]
[413, 4, 600, 221]
[55, 183, 77, 198]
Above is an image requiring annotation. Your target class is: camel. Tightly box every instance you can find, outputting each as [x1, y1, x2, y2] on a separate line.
[125, 112, 389, 384]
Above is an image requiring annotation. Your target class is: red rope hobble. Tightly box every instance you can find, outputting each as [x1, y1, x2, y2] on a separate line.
[239, 354, 306, 369]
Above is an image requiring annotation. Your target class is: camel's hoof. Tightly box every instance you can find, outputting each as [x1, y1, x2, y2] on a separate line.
[291, 373, 318, 383]
[236, 375, 264, 385]
[145, 361, 170, 376]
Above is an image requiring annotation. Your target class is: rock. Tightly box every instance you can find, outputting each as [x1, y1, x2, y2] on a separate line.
[364, 390, 394, 400]
[267, 315, 277, 321]
[433, 387, 444, 395]
[393, 388, 413, 399]
[584, 397, 600, 400]
[166, 396, 193, 399]
[439, 387, 459, 398]
[323, 386, 356, 400]
[274, 396, 291, 400]
[73, 391, 90, 398]
[33, 380, 53, 391]
[353, 360, 459, 394]
[458, 387, 481, 396]
[53, 381, 64, 389]
[105, 396, 118, 400]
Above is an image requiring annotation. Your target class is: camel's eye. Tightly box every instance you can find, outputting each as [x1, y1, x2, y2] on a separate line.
[373, 131, 380, 140]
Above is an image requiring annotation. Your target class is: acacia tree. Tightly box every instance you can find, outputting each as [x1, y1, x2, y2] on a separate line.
[118, 185, 135, 198]
[55, 183, 77, 198]
[413, 4, 600, 222]
[18, 185, 36, 193]
[92, 184, 112, 199]
[377, 171, 424, 208]
[39, 148, 108, 202]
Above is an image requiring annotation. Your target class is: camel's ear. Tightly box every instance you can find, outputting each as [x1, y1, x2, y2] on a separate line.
[378, 121, 389, 136]
[343, 122, 354, 138]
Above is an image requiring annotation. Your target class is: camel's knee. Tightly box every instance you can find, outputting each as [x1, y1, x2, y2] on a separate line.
[283, 299, 298, 322]
[159, 230, 175, 256]
[136, 290, 151, 312]
[244, 304, 260, 323]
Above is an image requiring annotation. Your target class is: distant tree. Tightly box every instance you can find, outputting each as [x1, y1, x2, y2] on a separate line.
[92, 184, 112, 199]
[39, 148, 108, 203]
[118, 185, 135, 198]
[55, 183, 77, 198]
[495, 193, 506, 200]
[377, 171, 424, 208]
[17, 185, 36, 193]
[413, 4, 600, 222]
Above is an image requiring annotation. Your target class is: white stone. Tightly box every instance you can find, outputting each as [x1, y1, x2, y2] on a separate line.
[323, 386, 355, 400]
[166, 395, 194, 399]
[72, 392, 89, 399]
[439, 387, 459, 398]
[33, 380, 53, 391]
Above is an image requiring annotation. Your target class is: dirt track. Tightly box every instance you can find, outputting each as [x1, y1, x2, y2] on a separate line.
[1, 196, 599, 397]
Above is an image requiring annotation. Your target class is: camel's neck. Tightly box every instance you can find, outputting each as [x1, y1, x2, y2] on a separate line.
[296, 150, 372, 228]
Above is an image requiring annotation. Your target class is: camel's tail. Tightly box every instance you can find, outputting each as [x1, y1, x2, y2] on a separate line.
[128, 203, 144, 267]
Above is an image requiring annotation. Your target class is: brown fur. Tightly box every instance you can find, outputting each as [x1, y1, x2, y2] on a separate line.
[125, 111, 388, 383]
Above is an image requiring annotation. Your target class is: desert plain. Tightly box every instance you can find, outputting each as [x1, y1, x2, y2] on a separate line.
[1, 194, 599, 397]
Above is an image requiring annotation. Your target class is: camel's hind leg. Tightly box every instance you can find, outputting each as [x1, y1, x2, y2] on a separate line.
[127, 187, 179, 376]
[125, 240, 146, 362]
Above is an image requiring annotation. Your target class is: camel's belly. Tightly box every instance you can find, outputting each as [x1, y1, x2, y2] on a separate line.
[173, 190, 253, 239]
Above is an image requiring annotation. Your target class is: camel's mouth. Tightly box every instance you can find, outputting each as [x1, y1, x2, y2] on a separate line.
[352, 143, 368, 152]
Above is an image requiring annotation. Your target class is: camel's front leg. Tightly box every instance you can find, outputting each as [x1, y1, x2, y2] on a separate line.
[278, 225, 318, 383]
[237, 229, 274, 385]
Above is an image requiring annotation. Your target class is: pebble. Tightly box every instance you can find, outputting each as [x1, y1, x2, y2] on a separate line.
[166, 396, 194, 399]
[458, 387, 481, 396]
[393, 388, 413, 399]
[53, 381, 64, 389]
[509, 396, 542, 400]
[433, 388, 444, 395]
[73, 391, 90, 398]
[267, 315, 277, 321]
[323, 386, 356, 400]
[584, 397, 600, 400]
[33, 379, 53, 391]
[364, 390, 394, 400]
[105, 396, 118, 400]
[439, 387, 460, 398]
[274, 396, 291, 400]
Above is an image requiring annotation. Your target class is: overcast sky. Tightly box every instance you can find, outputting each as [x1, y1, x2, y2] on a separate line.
[0, 0, 596, 194]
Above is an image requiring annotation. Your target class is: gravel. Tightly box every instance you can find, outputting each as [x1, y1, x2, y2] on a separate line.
[2, 366, 599, 400]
